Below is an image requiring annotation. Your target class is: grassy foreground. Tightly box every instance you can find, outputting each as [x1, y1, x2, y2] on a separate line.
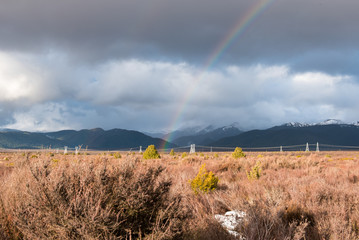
[0, 150, 359, 239]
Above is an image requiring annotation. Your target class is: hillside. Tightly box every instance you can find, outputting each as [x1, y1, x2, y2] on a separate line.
[212, 123, 359, 149]
[0, 128, 175, 150]
[0, 131, 64, 149]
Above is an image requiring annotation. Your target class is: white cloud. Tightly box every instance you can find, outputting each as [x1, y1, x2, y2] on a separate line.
[4, 102, 77, 131]
[1, 51, 359, 131]
[0, 52, 42, 103]
[79, 60, 195, 106]
[0, 51, 83, 105]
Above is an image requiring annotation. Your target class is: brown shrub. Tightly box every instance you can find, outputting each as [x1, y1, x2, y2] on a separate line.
[239, 201, 320, 240]
[0, 158, 188, 239]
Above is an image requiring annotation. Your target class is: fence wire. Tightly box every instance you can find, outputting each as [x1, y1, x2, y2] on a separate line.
[2, 143, 359, 154]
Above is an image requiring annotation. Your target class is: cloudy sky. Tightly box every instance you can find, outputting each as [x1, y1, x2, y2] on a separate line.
[0, 0, 359, 132]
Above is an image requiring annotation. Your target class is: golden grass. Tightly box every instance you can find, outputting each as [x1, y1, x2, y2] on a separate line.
[0, 150, 359, 239]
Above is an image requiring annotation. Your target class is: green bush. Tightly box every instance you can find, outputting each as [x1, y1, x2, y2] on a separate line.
[112, 152, 122, 159]
[190, 164, 219, 194]
[169, 149, 175, 156]
[232, 147, 246, 159]
[143, 145, 161, 159]
[181, 152, 188, 158]
[247, 161, 262, 180]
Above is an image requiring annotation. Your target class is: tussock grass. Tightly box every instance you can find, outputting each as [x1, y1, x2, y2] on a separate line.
[0, 151, 359, 239]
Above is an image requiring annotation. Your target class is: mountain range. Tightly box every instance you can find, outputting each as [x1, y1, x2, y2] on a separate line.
[0, 119, 359, 150]
[212, 119, 359, 150]
[0, 128, 175, 150]
[169, 123, 243, 146]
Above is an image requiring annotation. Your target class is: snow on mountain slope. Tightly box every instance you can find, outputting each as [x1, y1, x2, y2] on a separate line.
[282, 119, 358, 128]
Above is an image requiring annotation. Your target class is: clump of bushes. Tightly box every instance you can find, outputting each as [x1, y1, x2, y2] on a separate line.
[182, 152, 188, 158]
[247, 161, 262, 180]
[112, 152, 122, 159]
[232, 147, 246, 159]
[143, 145, 160, 159]
[190, 164, 219, 194]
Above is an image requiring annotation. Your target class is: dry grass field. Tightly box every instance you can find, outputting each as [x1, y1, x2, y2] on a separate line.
[1, 150, 359, 239]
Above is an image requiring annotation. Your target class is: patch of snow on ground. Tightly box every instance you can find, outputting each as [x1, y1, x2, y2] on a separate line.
[215, 210, 246, 238]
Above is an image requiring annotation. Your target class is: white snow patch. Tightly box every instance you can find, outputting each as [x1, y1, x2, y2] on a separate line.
[215, 210, 246, 238]
[283, 122, 310, 127]
[316, 119, 345, 125]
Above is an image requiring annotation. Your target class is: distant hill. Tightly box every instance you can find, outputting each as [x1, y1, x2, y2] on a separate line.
[2, 119, 359, 150]
[212, 121, 359, 149]
[0, 128, 175, 150]
[172, 123, 243, 146]
[0, 131, 64, 149]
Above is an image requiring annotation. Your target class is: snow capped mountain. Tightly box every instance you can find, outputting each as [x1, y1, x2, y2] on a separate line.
[222, 122, 241, 131]
[316, 119, 345, 125]
[283, 122, 310, 127]
[170, 123, 243, 146]
[147, 123, 241, 140]
[197, 125, 216, 135]
[282, 119, 359, 128]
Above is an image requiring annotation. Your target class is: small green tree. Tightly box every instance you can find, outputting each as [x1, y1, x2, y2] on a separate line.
[143, 145, 161, 159]
[190, 164, 219, 194]
[169, 149, 175, 156]
[232, 147, 246, 159]
[247, 161, 262, 180]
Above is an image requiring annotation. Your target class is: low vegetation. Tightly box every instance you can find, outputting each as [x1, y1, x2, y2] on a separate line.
[190, 164, 219, 194]
[142, 145, 161, 159]
[181, 152, 188, 158]
[169, 149, 175, 156]
[0, 150, 359, 239]
[246, 161, 262, 180]
[232, 147, 246, 159]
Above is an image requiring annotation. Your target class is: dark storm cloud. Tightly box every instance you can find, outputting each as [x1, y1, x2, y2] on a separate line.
[1, 0, 358, 71]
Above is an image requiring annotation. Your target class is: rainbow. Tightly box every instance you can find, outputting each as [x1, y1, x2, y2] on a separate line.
[162, 0, 275, 150]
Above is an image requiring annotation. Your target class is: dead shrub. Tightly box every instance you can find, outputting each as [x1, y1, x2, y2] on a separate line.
[184, 218, 235, 240]
[215, 160, 242, 173]
[240, 201, 320, 240]
[348, 174, 358, 184]
[278, 203, 320, 239]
